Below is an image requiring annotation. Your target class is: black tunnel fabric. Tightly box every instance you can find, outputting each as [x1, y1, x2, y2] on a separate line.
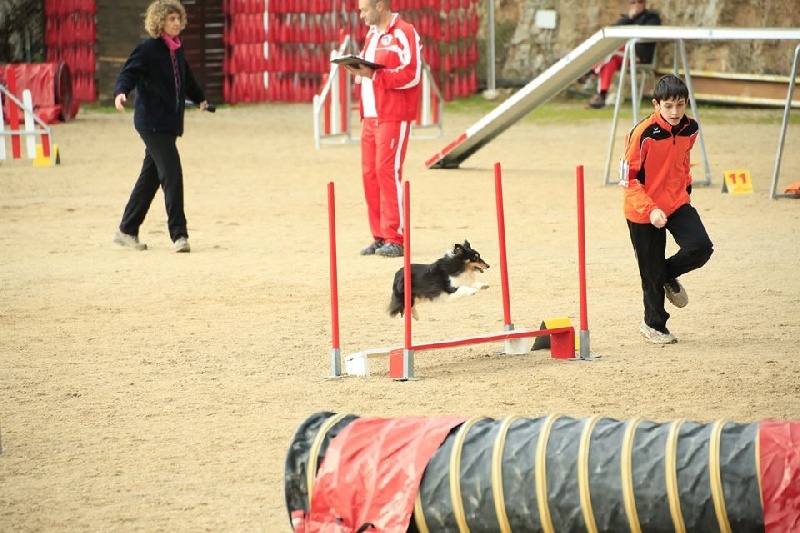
[286, 412, 767, 532]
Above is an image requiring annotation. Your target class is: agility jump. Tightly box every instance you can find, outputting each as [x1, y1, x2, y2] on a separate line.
[1, 69, 60, 167]
[326, 163, 595, 380]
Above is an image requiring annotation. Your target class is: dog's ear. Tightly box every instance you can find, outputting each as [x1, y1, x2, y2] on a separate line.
[463, 239, 471, 249]
[453, 243, 464, 254]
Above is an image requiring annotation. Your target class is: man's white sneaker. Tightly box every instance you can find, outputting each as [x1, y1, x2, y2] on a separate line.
[173, 237, 191, 253]
[113, 230, 147, 250]
[664, 279, 688, 308]
[640, 322, 677, 344]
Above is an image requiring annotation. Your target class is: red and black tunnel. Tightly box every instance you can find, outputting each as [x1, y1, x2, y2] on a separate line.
[285, 412, 800, 532]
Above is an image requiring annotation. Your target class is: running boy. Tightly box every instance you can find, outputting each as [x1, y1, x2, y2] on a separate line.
[620, 74, 714, 344]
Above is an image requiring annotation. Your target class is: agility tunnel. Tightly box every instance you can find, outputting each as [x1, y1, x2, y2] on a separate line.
[285, 412, 800, 532]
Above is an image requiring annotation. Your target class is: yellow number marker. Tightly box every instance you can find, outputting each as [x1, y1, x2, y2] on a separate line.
[721, 170, 754, 194]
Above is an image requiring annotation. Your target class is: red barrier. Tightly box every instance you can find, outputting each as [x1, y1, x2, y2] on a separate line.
[6, 70, 21, 158]
[0, 63, 73, 124]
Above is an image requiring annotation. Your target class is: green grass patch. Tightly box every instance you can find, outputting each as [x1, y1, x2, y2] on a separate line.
[79, 103, 119, 114]
[441, 92, 800, 125]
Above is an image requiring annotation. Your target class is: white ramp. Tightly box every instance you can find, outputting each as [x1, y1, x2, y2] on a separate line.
[426, 26, 800, 170]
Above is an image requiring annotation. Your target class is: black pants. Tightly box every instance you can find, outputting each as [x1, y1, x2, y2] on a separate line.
[119, 131, 187, 242]
[627, 203, 713, 332]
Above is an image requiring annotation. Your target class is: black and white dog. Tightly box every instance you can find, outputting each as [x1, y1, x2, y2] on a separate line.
[388, 240, 490, 319]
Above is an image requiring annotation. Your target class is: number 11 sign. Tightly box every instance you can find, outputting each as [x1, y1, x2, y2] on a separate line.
[722, 170, 754, 194]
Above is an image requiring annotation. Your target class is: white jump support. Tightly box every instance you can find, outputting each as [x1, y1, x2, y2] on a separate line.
[0, 84, 57, 166]
[769, 42, 800, 199]
[412, 63, 444, 140]
[313, 36, 355, 150]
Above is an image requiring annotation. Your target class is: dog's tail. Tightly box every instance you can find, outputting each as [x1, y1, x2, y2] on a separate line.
[388, 293, 404, 317]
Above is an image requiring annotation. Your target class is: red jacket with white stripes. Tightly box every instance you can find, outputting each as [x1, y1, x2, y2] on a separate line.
[359, 14, 422, 122]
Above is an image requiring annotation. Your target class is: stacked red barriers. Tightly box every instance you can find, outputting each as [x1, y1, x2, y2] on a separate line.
[0, 63, 72, 125]
[223, 0, 480, 104]
[43, 0, 96, 116]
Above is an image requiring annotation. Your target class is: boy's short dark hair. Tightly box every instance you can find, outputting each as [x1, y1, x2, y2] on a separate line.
[653, 74, 690, 102]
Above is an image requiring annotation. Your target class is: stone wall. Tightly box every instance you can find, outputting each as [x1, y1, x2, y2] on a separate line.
[489, 0, 800, 83]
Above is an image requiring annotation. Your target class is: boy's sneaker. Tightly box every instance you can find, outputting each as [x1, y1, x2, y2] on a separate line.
[360, 239, 384, 256]
[664, 279, 688, 308]
[113, 230, 147, 250]
[173, 237, 191, 253]
[640, 321, 678, 344]
[375, 243, 404, 257]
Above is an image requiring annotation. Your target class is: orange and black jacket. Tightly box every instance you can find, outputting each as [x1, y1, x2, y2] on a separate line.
[620, 111, 698, 224]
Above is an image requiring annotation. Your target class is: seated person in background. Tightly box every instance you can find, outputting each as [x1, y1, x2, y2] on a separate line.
[584, 0, 661, 109]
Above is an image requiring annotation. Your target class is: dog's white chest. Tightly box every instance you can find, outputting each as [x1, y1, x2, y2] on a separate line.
[449, 271, 477, 288]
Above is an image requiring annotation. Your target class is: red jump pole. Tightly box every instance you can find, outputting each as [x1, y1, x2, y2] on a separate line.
[8, 68, 21, 159]
[42, 133, 51, 159]
[401, 179, 414, 379]
[328, 181, 342, 376]
[391, 179, 414, 380]
[576, 165, 591, 358]
[494, 162, 512, 330]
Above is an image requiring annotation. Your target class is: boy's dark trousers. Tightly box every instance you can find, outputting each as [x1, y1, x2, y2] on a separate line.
[119, 131, 187, 242]
[627, 203, 714, 332]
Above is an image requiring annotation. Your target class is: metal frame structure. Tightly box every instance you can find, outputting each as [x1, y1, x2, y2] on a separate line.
[769, 43, 800, 199]
[602, 37, 713, 186]
[426, 25, 800, 192]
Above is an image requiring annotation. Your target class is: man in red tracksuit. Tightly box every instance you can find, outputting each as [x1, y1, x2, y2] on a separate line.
[584, 0, 661, 109]
[345, 0, 422, 258]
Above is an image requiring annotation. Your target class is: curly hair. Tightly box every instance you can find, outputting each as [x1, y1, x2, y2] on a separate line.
[143, 0, 187, 38]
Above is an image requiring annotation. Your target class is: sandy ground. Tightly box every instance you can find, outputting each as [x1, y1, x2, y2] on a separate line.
[1, 100, 799, 531]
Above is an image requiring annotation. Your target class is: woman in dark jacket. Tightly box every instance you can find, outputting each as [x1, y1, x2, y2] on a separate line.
[113, 0, 208, 253]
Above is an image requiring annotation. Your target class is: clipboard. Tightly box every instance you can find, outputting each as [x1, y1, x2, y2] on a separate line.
[330, 54, 385, 69]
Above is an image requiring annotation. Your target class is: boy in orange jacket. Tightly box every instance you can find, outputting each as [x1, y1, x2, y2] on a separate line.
[620, 74, 714, 344]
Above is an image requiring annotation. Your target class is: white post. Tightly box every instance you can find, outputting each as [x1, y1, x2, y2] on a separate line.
[330, 65, 341, 134]
[23, 90, 36, 159]
[484, 0, 498, 99]
[421, 70, 431, 126]
[313, 94, 322, 150]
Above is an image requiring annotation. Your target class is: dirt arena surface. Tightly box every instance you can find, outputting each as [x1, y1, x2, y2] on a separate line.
[2, 100, 799, 531]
